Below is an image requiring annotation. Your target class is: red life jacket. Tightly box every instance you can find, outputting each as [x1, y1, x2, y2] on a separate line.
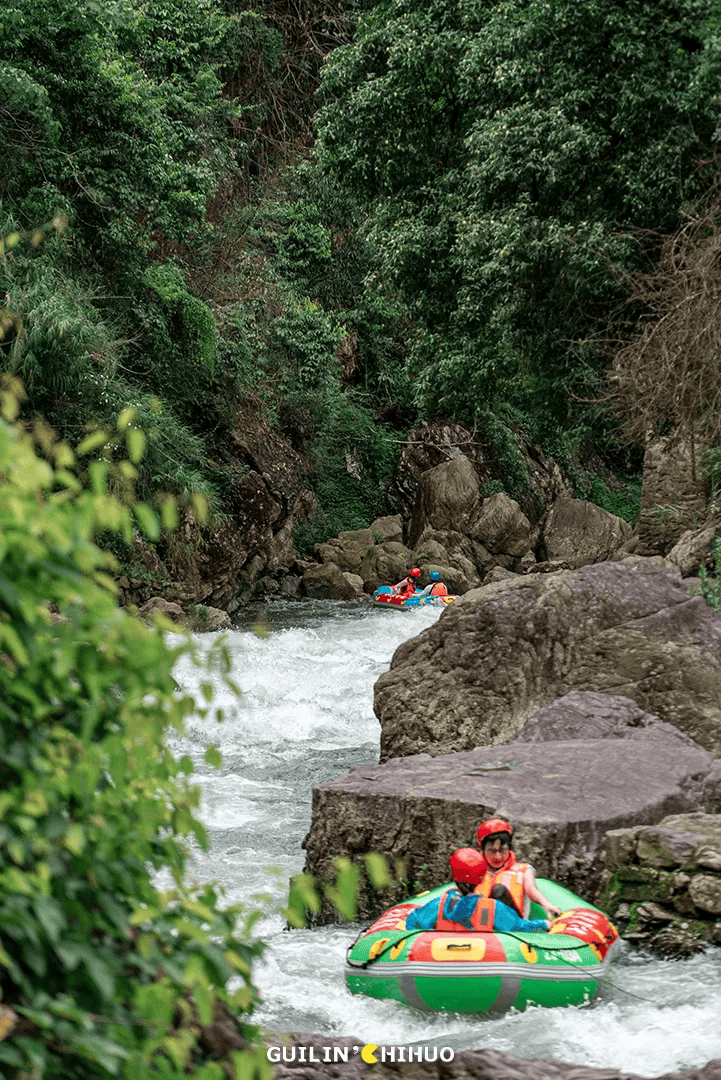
[474, 852, 530, 917]
[435, 890, 495, 932]
[396, 578, 416, 597]
[429, 582, 448, 596]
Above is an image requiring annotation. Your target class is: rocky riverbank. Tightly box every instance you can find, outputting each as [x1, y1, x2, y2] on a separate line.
[601, 812, 721, 957]
[374, 560, 721, 760]
[269, 1035, 721, 1080]
[301, 559, 721, 953]
[114, 417, 720, 641]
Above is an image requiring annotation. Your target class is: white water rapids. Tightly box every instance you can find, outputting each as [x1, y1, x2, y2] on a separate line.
[168, 599, 721, 1075]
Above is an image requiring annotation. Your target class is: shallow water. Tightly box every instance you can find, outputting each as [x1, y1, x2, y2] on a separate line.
[169, 598, 721, 1075]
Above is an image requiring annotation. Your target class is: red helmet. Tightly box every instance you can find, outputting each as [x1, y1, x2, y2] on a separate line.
[477, 818, 513, 847]
[448, 847, 487, 885]
[409, 567, 421, 577]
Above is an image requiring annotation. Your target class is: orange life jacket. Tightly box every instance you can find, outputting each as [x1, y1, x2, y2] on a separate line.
[396, 578, 416, 597]
[474, 853, 530, 918]
[429, 582, 448, 596]
[435, 890, 495, 932]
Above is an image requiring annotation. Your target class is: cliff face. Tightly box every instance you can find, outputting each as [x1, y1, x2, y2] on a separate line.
[118, 402, 315, 614]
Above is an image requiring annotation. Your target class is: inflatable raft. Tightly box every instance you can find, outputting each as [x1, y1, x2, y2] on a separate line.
[346, 879, 618, 1013]
[372, 585, 457, 609]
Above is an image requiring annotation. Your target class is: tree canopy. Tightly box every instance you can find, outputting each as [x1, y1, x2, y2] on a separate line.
[316, 0, 721, 433]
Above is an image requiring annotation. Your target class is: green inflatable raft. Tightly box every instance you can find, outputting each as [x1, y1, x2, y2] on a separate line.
[345, 879, 619, 1014]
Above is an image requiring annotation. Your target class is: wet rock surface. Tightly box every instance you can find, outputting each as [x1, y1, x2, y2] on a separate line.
[302, 736, 721, 924]
[602, 813, 721, 956]
[374, 560, 721, 761]
[269, 1034, 721, 1080]
[137, 596, 232, 632]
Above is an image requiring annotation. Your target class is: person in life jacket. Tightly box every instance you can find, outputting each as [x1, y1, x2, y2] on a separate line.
[393, 566, 421, 598]
[405, 848, 550, 933]
[474, 818, 561, 921]
[421, 570, 448, 597]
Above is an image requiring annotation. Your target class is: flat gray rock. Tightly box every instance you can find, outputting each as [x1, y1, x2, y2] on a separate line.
[302, 737, 721, 924]
[515, 690, 698, 745]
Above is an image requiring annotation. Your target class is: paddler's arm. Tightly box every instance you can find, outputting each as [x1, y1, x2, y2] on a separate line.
[522, 867, 562, 919]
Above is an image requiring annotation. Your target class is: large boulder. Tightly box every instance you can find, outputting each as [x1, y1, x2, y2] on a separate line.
[302, 735, 721, 923]
[138, 597, 187, 627]
[300, 563, 360, 600]
[407, 455, 482, 547]
[412, 526, 495, 583]
[315, 528, 374, 574]
[389, 422, 494, 519]
[602, 812, 721, 954]
[358, 541, 412, 592]
[541, 497, 632, 568]
[666, 520, 720, 577]
[374, 560, 721, 761]
[636, 437, 708, 556]
[472, 493, 531, 558]
[418, 563, 472, 596]
[369, 514, 403, 544]
[389, 421, 573, 531]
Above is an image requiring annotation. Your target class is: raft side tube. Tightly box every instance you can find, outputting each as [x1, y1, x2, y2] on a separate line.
[345, 879, 619, 1013]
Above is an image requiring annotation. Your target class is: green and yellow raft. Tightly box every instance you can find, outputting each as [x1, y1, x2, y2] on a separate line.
[345, 879, 619, 1014]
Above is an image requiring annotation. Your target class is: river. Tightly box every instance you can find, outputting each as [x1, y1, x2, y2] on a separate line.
[168, 599, 721, 1076]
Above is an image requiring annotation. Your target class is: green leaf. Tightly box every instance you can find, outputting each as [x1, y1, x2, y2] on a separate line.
[196, 1063, 225, 1080]
[76, 430, 109, 456]
[65, 824, 86, 855]
[204, 745, 222, 768]
[133, 503, 160, 541]
[364, 852, 391, 890]
[323, 857, 361, 922]
[126, 428, 146, 464]
[117, 407, 136, 432]
[231, 1046, 273, 1080]
[33, 896, 66, 945]
[134, 981, 176, 1026]
[190, 491, 208, 524]
[191, 982, 214, 1027]
[285, 872, 321, 928]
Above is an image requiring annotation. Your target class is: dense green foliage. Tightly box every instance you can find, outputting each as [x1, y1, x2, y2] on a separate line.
[4, 0, 720, 551]
[691, 537, 721, 612]
[0, 0, 255, 515]
[0, 0, 408, 547]
[0, 387, 271, 1078]
[316, 0, 720, 435]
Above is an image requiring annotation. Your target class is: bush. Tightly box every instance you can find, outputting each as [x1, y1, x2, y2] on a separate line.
[586, 473, 642, 525]
[691, 537, 721, 613]
[0, 381, 268, 1079]
[139, 265, 222, 425]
